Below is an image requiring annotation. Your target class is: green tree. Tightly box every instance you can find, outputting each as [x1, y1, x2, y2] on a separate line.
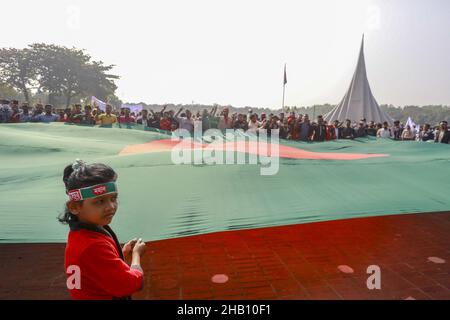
[30, 43, 118, 108]
[0, 48, 38, 104]
[0, 82, 21, 100]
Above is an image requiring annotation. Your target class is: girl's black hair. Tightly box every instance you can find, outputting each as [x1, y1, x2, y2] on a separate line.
[58, 162, 117, 224]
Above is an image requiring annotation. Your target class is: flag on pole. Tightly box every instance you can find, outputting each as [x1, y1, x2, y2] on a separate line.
[283, 64, 287, 85]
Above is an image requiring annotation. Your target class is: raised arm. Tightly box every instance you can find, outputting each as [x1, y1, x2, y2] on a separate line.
[175, 107, 183, 118]
[211, 106, 217, 117]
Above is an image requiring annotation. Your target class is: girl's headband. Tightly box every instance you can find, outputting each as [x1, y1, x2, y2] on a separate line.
[67, 182, 118, 202]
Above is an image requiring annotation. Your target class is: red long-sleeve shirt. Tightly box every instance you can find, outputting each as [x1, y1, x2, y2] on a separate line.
[65, 228, 143, 300]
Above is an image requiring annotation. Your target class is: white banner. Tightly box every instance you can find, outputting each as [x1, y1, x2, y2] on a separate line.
[122, 104, 143, 114]
[405, 117, 420, 133]
[91, 96, 107, 111]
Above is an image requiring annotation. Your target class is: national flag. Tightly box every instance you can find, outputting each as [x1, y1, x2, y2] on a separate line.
[0, 123, 449, 244]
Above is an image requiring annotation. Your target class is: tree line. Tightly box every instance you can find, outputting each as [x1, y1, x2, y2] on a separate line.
[0, 44, 119, 108]
[1, 44, 448, 125]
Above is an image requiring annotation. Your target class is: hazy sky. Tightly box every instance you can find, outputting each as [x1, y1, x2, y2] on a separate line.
[3, 0, 450, 108]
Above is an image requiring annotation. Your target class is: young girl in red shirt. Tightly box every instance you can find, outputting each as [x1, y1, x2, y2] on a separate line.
[59, 160, 146, 300]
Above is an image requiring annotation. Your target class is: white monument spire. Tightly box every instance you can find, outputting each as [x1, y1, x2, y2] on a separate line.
[325, 35, 393, 125]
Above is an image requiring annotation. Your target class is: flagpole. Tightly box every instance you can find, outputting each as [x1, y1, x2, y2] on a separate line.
[282, 63, 286, 111]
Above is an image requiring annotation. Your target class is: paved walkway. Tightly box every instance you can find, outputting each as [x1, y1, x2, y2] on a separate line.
[1, 212, 449, 300]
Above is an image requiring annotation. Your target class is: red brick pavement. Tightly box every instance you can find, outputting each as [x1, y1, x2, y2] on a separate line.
[1, 212, 449, 300]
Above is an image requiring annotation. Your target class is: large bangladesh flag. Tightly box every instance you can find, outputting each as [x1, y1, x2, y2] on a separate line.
[1, 122, 450, 244]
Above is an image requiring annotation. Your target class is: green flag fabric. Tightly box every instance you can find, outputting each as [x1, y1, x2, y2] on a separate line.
[1, 123, 449, 244]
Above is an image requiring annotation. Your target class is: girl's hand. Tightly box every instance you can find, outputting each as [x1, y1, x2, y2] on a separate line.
[132, 238, 146, 256]
[122, 238, 138, 256]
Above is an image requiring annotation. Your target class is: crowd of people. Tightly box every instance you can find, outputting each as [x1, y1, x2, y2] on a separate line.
[1, 98, 449, 144]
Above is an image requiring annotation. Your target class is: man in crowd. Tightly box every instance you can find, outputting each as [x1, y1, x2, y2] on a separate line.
[435, 121, 450, 144]
[159, 112, 173, 131]
[2, 99, 450, 147]
[175, 107, 194, 134]
[70, 104, 84, 124]
[377, 121, 392, 139]
[119, 108, 136, 125]
[311, 115, 327, 142]
[8, 100, 21, 123]
[218, 107, 234, 130]
[80, 105, 96, 125]
[418, 123, 434, 142]
[366, 121, 377, 136]
[299, 114, 312, 141]
[327, 120, 341, 140]
[401, 125, 416, 141]
[0, 99, 12, 123]
[136, 109, 150, 127]
[19, 103, 33, 122]
[234, 113, 249, 131]
[355, 121, 368, 138]
[200, 108, 216, 132]
[96, 104, 117, 126]
[34, 104, 59, 123]
[247, 113, 261, 134]
[148, 105, 167, 129]
[392, 120, 403, 140]
[341, 119, 355, 139]
[32, 103, 44, 119]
